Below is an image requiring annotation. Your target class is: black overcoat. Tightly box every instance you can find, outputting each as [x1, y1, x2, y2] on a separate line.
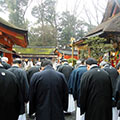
[80, 66, 112, 120]
[2, 61, 11, 69]
[68, 65, 87, 102]
[27, 66, 40, 84]
[57, 63, 73, 82]
[0, 66, 21, 120]
[8, 66, 29, 113]
[29, 65, 68, 120]
[103, 66, 119, 97]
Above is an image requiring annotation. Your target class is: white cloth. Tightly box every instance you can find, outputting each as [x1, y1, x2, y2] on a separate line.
[76, 107, 85, 120]
[112, 107, 119, 120]
[27, 102, 29, 114]
[18, 114, 26, 120]
[67, 94, 75, 112]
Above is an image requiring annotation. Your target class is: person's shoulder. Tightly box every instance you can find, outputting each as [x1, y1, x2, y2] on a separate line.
[77, 66, 87, 70]
[71, 68, 77, 73]
[5, 69, 16, 78]
[82, 69, 94, 77]
[56, 70, 65, 76]
[11, 67, 24, 72]
[30, 71, 41, 82]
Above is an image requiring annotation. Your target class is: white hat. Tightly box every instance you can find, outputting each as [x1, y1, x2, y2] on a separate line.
[1, 57, 8, 62]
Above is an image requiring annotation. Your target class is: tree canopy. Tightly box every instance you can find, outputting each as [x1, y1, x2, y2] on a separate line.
[84, 36, 113, 60]
[0, 0, 97, 47]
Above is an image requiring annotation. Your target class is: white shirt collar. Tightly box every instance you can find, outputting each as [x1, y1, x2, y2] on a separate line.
[12, 64, 19, 67]
[90, 64, 98, 69]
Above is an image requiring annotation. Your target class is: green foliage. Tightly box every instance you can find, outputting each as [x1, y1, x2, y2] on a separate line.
[30, 0, 57, 46]
[31, 0, 57, 27]
[14, 47, 55, 54]
[29, 25, 57, 46]
[0, 0, 98, 48]
[58, 11, 92, 47]
[67, 58, 77, 66]
[79, 50, 88, 59]
[84, 36, 113, 59]
[0, 0, 29, 29]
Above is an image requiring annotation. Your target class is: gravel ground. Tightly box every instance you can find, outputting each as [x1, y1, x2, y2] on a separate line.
[65, 111, 76, 120]
[26, 111, 76, 120]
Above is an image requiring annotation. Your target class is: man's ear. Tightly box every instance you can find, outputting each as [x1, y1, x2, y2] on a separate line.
[41, 67, 44, 70]
[87, 64, 90, 71]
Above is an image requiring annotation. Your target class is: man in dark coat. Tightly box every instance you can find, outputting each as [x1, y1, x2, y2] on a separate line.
[8, 58, 29, 115]
[57, 59, 73, 82]
[100, 61, 119, 120]
[68, 59, 87, 120]
[57, 59, 74, 113]
[115, 62, 120, 113]
[27, 66, 40, 84]
[0, 58, 21, 120]
[79, 58, 112, 120]
[29, 59, 68, 120]
[100, 61, 119, 100]
[68, 59, 87, 101]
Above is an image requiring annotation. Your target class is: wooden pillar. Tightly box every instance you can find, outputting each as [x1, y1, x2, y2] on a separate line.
[72, 44, 74, 66]
[88, 48, 91, 58]
[78, 49, 80, 59]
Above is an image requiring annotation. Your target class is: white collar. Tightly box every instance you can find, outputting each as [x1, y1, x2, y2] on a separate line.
[12, 64, 19, 67]
[90, 64, 98, 69]
[0, 64, 3, 67]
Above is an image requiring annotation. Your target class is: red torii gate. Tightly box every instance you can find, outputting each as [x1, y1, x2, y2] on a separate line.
[0, 17, 28, 64]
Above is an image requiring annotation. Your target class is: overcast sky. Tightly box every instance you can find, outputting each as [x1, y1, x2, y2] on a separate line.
[25, 0, 108, 25]
[0, 0, 108, 25]
[56, 0, 108, 24]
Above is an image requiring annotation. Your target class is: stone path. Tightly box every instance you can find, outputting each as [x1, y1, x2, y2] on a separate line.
[65, 111, 76, 120]
[27, 111, 76, 120]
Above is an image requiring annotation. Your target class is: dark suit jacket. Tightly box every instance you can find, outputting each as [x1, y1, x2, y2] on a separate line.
[0, 66, 21, 120]
[80, 66, 112, 120]
[29, 65, 68, 120]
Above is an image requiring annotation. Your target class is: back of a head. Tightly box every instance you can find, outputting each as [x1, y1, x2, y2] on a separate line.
[86, 58, 97, 65]
[13, 58, 22, 64]
[61, 59, 68, 64]
[41, 59, 53, 67]
[80, 58, 86, 65]
[99, 61, 107, 68]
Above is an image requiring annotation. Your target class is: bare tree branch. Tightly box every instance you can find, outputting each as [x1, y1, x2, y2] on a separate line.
[73, 0, 82, 15]
[23, 0, 34, 18]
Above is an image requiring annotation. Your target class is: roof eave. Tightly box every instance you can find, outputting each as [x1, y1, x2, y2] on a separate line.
[86, 31, 104, 38]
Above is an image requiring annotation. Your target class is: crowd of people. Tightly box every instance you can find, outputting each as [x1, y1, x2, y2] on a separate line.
[0, 56, 120, 120]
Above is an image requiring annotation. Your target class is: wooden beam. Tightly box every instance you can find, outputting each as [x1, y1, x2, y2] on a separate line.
[112, 4, 118, 17]
[11, 37, 27, 48]
[0, 26, 27, 47]
[0, 31, 2, 35]
[0, 37, 13, 48]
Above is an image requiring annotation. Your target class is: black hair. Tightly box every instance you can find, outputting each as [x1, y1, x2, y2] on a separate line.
[86, 58, 97, 65]
[80, 58, 85, 64]
[41, 59, 53, 67]
[13, 59, 22, 64]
